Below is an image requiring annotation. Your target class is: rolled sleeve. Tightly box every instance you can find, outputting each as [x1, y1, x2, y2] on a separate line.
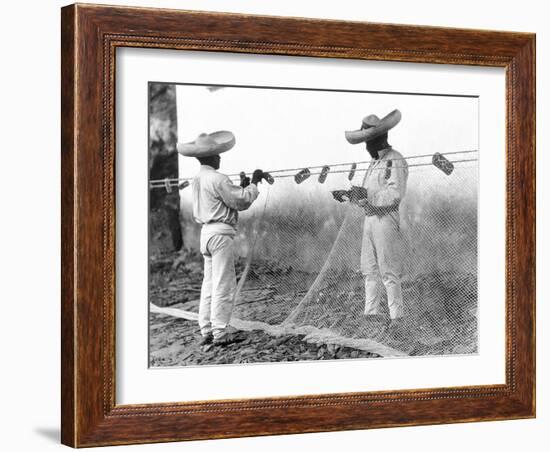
[216, 176, 259, 211]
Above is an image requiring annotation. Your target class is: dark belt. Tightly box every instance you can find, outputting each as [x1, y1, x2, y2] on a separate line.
[364, 204, 399, 217]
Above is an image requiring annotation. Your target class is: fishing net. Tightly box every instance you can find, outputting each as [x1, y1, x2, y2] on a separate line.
[169, 151, 478, 357]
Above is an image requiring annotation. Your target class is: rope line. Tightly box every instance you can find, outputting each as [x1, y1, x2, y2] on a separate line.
[150, 156, 478, 188]
[150, 149, 478, 186]
[266, 149, 478, 175]
[271, 159, 477, 179]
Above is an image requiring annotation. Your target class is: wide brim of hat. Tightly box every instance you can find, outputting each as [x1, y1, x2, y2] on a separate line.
[177, 131, 236, 157]
[345, 109, 401, 145]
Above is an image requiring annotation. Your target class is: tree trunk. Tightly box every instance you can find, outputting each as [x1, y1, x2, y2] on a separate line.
[149, 83, 183, 253]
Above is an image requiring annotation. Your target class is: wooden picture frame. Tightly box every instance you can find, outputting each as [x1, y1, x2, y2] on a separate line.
[61, 3, 535, 447]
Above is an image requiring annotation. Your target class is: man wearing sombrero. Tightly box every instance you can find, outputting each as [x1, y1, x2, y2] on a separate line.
[177, 131, 265, 346]
[340, 109, 409, 336]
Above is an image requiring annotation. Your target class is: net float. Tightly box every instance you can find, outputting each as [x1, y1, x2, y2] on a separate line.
[294, 168, 311, 184]
[432, 152, 454, 175]
[348, 163, 357, 181]
[318, 166, 330, 183]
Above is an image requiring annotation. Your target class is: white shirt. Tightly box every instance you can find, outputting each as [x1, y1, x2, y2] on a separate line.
[192, 165, 259, 228]
[362, 147, 408, 208]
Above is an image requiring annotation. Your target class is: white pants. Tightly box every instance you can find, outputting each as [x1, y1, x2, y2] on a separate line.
[198, 234, 236, 337]
[360, 212, 404, 319]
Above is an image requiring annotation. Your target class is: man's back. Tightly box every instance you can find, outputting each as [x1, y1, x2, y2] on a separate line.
[192, 165, 259, 227]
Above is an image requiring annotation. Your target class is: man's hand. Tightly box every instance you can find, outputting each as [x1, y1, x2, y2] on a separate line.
[348, 185, 367, 202]
[239, 171, 251, 188]
[251, 169, 264, 185]
[332, 187, 369, 207]
[331, 190, 349, 203]
[348, 186, 369, 204]
[262, 171, 275, 185]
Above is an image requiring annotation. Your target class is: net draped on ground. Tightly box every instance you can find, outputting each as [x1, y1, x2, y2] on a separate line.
[175, 153, 478, 357]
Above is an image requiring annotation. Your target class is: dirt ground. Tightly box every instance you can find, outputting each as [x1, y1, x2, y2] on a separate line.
[149, 249, 477, 367]
[149, 311, 380, 367]
[149, 250, 381, 367]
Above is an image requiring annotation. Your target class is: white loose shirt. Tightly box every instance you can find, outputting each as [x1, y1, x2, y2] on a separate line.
[192, 165, 259, 231]
[362, 147, 408, 208]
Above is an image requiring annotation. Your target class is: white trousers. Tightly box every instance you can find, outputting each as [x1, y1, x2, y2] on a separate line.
[198, 234, 236, 337]
[360, 212, 405, 319]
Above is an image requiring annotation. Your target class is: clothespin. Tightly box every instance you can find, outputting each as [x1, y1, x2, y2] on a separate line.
[178, 180, 190, 190]
[164, 178, 172, 193]
[348, 163, 357, 181]
[432, 152, 454, 175]
[294, 168, 311, 184]
[318, 166, 330, 183]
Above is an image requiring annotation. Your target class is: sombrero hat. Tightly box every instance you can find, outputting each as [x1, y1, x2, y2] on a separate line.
[345, 109, 401, 144]
[177, 131, 236, 157]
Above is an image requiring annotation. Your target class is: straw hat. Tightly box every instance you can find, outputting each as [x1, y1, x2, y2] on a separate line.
[177, 131, 236, 157]
[345, 109, 401, 144]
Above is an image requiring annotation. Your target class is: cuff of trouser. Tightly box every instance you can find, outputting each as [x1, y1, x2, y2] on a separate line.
[212, 325, 231, 338]
[200, 326, 212, 336]
[389, 305, 404, 319]
[390, 312, 404, 320]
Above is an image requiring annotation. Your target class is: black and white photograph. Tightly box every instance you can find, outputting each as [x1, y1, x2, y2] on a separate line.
[148, 82, 479, 367]
[2, 0, 543, 449]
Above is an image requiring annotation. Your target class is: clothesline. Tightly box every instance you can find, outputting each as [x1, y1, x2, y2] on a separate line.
[150, 149, 477, 187]
[150, 153, 478, 190]
[271, 158, 477, 179]
[266, 149, 478, 175]
[150, 158, 478, 189]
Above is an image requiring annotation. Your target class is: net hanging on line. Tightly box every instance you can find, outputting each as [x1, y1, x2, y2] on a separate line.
[178, 152, 478, 357]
